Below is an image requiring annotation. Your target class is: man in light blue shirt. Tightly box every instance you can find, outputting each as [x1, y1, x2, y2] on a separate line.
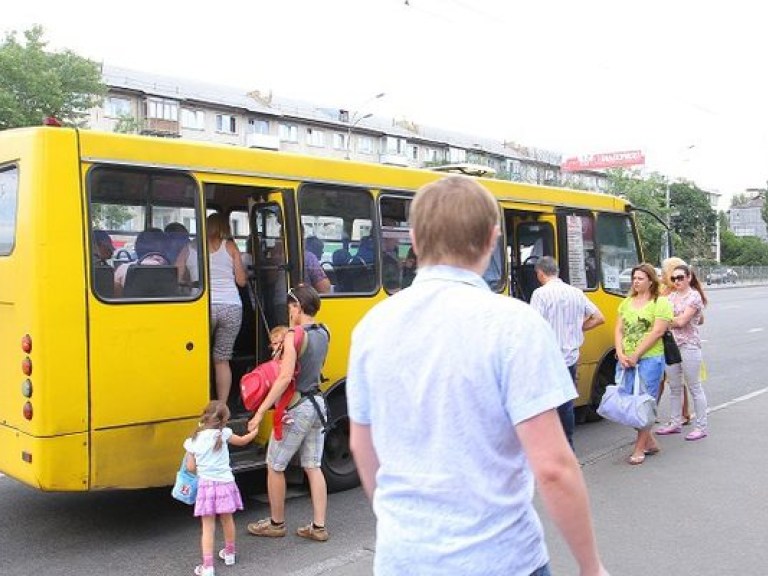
[347, 176, 608, 576]
[530, 256, 605, 449]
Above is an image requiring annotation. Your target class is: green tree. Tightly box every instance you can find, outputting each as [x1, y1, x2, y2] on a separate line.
[91, 204, 133, 230]
[113, 113, 144, 134]
[720, 229, 768, 265]
[605, 169, 668, 264]
[0, 25, 106, 129]
[668, 181, 717, 263]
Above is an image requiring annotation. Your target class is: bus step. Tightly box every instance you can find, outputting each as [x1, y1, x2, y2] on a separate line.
[230, 445, 267, 473]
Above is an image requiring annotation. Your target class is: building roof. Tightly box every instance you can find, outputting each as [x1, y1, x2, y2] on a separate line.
[103, 64, 276, 114]
[101, 64, 561, 166]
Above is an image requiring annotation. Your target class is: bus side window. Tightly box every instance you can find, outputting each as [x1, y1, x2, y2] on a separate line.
[516, 221, 555, 301]
[379, 196, 413, 295]
[299, 185, 376, 295]
[87, 167, 203, 302]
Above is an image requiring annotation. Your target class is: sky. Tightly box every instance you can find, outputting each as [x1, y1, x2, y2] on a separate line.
[5, 0, 767, 208]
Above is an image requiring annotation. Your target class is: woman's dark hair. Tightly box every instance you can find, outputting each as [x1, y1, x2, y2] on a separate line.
[674, 265, 708, 306]
[164, 222, 190, 262]
[135, 228, 168, 260]
[289, 283, 321, 316]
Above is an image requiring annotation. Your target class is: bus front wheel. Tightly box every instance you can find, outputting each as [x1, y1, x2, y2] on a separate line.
[586, 358, 617, 422]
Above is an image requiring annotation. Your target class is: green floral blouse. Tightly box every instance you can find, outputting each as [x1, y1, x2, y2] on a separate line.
[618, 296, 673, 358]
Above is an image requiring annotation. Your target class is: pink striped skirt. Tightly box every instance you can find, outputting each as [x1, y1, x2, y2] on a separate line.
[194, 479, 244, 517]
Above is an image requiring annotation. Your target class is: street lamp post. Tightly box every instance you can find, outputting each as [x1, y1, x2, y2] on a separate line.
[345, 112, 373, 160]
[344, 92, 385, 160]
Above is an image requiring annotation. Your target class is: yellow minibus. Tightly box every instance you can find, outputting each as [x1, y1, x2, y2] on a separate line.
[0, 127, 642, 492]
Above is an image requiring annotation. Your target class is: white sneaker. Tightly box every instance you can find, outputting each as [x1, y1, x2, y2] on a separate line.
[194, 565, 215, 576]
[218, 548, 236, 566]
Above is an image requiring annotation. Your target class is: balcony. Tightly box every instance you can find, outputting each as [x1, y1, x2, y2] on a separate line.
[141, 118, 180, 137]
[379, 153, 410, 167]
[246, 133, 280, 150]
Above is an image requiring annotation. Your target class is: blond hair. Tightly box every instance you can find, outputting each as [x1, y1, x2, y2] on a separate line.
[270, 325, 289, 340]
[661, 256, 687, 293]
[409, 176, 499, 266]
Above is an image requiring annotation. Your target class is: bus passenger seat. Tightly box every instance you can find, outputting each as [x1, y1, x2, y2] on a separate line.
[94, 265, 114, 298]
[123, 265, 179, 298]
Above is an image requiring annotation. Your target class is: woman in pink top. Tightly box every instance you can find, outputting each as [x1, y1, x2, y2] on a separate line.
[207, 213, 248, 403]
[656, 264, 709, 441]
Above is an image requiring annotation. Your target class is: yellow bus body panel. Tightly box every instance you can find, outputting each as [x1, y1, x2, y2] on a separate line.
[0, 128, 90, 489]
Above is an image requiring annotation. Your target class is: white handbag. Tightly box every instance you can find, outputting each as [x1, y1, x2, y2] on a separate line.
[597, 368, 657, 429]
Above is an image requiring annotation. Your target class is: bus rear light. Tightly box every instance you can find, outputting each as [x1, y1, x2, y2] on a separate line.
[22, 379, 33, 398]
[21, 451, 32, 463]
[22, 357, 32, 376]
[21, 334, 32, 353]
[23, 401, 33, 420]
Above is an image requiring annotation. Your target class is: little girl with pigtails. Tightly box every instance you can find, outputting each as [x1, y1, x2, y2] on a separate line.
[183, 401, 258, 576]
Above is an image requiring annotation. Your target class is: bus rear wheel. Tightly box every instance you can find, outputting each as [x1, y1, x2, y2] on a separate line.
[322, 413, 360, 493]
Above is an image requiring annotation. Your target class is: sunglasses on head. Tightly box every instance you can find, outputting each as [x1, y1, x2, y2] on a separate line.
[671, 275, 686, 282]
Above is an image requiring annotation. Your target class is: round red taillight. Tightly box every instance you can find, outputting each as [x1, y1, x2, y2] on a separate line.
[23, 401, 33, 420]
[22, 357, 32, 376]
[22, 379, 33, 398]
[21, 334, 32, 353]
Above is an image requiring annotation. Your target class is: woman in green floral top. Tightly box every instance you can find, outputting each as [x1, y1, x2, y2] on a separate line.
[614, 263, 673, 465]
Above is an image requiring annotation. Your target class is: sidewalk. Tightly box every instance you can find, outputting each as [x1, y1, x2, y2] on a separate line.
[318, 387, 768, 575]
[544, 387, 768, 575]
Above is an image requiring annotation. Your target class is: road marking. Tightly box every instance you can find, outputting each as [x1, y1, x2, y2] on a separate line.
[708, 386, 768, 414]
[748, 327, 764, 333]
[287, 548, 374, 576]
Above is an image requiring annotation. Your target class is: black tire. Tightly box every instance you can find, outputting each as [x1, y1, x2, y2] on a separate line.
[322, 413, 359, 493]
[321, 389, 360, 493]
[585, 358, 616, 422]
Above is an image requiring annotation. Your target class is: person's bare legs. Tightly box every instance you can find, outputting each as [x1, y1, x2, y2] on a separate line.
[220, 512, 235, 551]
[304, 467, 328, 526]
[267, 467, 287, 523]
[630, 429, 658, 463]
[214, 359, 232, 403]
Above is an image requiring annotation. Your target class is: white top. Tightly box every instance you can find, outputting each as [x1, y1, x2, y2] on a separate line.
[183, 427, 234, 482]
[186, 245, 199, 283]
[529, 277, 599, 366]
[347, 265, 576, 576]
[209, 241, 240, 306]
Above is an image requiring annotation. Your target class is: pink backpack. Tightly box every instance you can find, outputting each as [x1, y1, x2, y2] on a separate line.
[240, 325, 305, 440]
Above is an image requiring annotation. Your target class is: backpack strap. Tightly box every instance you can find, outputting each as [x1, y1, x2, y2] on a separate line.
[271, 325, 305, 441]
[289, 323, 332, 433]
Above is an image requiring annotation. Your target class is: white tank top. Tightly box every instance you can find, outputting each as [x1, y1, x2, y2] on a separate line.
[209, 241, 241, 306]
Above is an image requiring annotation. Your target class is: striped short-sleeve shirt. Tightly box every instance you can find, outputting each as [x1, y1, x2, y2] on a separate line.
[529, 277, 598, 366]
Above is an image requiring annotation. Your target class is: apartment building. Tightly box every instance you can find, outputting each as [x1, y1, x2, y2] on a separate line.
[729, 195, 768, 241]
[88, 65, 607, 191]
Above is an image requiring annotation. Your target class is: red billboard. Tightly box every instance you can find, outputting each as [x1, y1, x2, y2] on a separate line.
[561, 150, 645, 172]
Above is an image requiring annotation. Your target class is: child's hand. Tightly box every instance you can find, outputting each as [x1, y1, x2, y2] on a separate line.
[248, 412, 263, 432]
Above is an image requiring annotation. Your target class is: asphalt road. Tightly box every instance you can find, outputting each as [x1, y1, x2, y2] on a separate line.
[0, 284, 766, 576]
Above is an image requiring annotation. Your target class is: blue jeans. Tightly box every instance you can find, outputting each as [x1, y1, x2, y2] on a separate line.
[531, 563, 551, 576]
[557, 364, 578, 450]
[615, 355, 665, 399]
